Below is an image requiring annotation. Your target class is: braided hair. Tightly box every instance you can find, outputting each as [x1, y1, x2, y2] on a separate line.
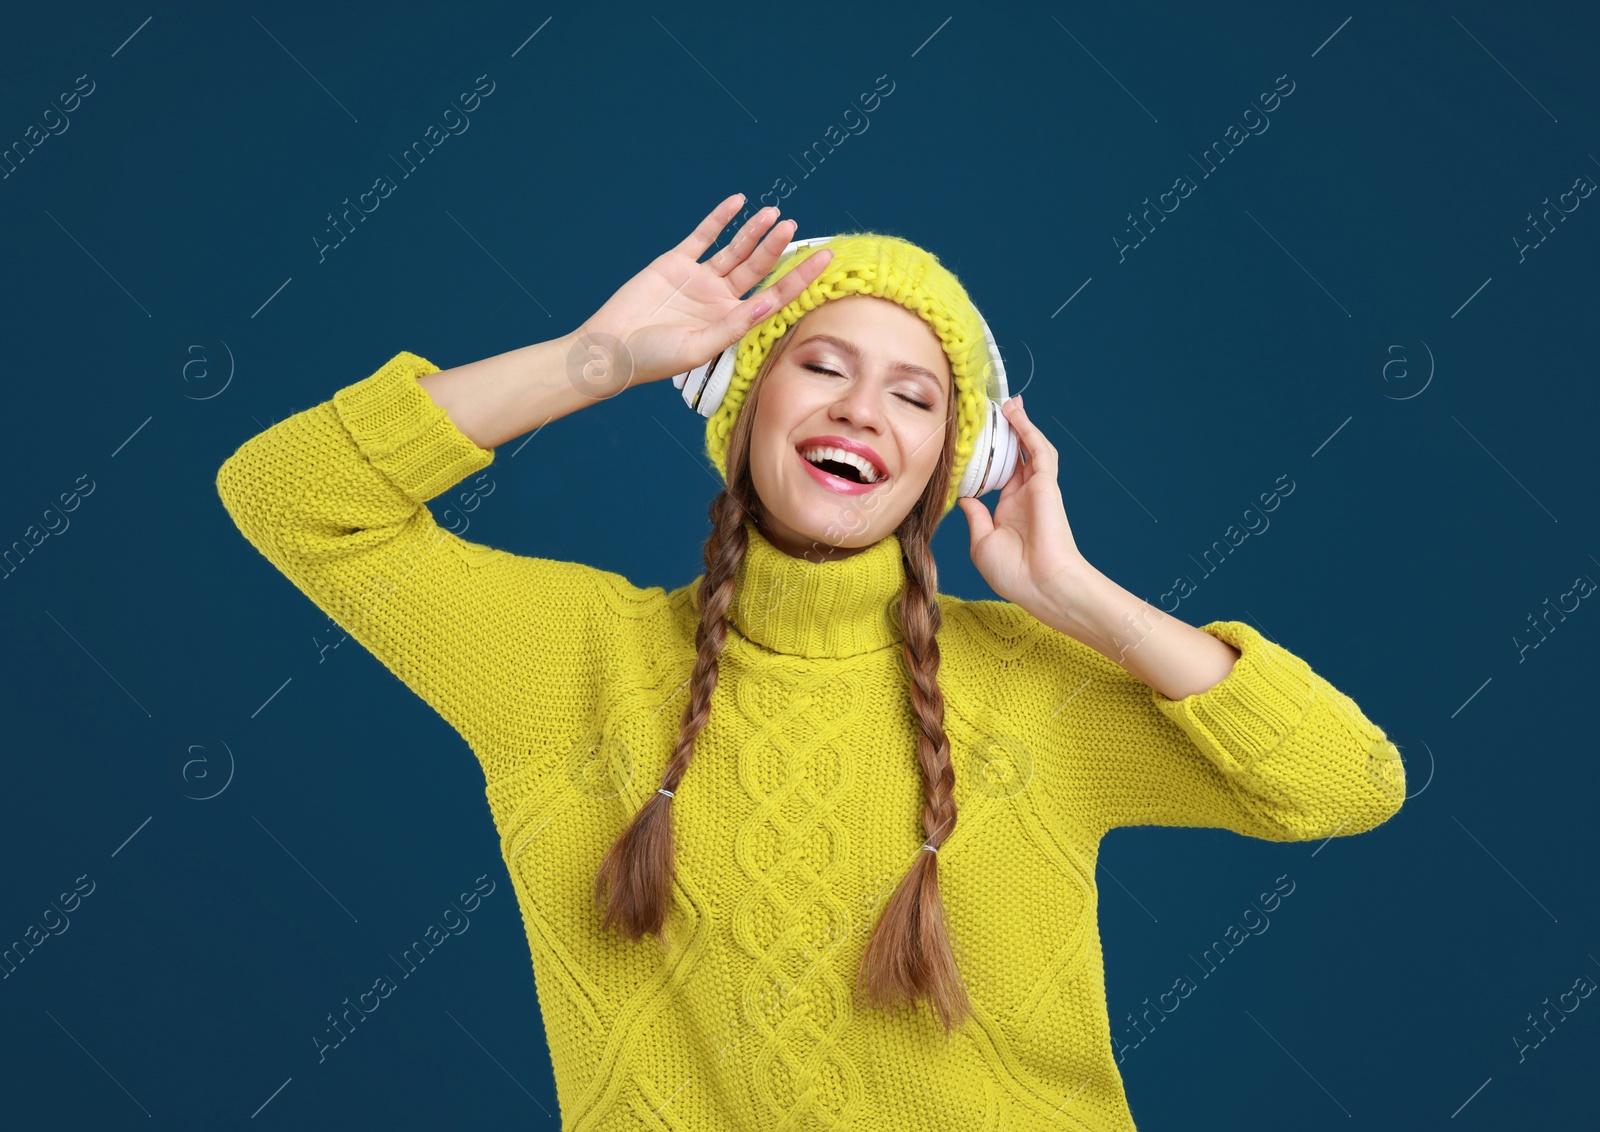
[593, 316, 971, 1033]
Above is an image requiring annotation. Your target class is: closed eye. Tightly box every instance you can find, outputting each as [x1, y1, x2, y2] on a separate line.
[803, 363, 932, 410]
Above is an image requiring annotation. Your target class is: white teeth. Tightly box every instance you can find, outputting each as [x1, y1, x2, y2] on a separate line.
[799, 444, 882, 484]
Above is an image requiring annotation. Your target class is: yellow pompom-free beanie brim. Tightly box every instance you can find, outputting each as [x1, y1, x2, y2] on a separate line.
[703, 232, 993, 519]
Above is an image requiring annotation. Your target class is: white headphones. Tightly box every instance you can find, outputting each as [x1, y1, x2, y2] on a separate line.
[669, 235, 1020, 499]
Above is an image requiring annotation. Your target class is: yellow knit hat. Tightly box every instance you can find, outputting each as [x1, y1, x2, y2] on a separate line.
[703, 232, 992, 519]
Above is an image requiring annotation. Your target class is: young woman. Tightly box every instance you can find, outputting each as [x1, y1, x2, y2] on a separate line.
[217, 194, 1406, 1131]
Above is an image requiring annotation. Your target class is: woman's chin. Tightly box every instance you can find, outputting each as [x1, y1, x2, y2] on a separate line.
[752, 469, 912, 555]
[762, 501, 885, 555]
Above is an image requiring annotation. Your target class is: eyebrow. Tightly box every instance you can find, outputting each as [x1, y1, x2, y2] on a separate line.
[794, 333, 946, 395]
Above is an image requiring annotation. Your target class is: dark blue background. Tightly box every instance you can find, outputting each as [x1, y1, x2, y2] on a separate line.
[1, 1, 1595, 1127]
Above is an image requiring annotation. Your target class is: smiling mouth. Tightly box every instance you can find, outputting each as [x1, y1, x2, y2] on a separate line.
[796, 447, 889, 491]
[810, 456, 868, 483]
[797, 442, 888, 485]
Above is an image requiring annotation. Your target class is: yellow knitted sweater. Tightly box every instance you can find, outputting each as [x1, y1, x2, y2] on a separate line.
[216, 351, 1406, 1131]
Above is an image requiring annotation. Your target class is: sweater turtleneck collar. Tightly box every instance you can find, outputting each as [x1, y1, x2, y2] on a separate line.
[711, 516, 908, 659]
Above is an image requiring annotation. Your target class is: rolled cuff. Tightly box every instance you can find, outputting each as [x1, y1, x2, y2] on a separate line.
[331, 350, 495, 504]
[1150, 620, 1319, 775]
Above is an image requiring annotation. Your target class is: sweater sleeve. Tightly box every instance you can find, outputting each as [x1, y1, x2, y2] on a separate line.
[215, 350, 610, 786]
[1010, 614, 1407, 842]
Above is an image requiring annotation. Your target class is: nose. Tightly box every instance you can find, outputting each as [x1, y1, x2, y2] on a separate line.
[828, 376, 886, 432]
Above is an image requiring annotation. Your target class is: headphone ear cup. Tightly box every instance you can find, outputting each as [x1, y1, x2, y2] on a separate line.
[675, 344, 739, 419]
[957, 400, 1021, 498]
[700, 345, 740, 419]
[988, 411, 1020, 495]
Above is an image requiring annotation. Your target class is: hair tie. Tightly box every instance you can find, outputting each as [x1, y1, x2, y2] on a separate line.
[921, 843, 938, 854]
[657, 787, 675, 798]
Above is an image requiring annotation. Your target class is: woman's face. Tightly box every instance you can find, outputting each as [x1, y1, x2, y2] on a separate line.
[747, 294, 952, 561]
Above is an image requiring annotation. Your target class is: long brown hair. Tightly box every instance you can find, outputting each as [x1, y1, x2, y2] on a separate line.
[593, 314, 971, 1032]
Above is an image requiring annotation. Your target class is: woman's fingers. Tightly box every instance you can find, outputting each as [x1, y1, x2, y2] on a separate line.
[1002, 397, 1057, 480]
[673, 193, 838, 363]
[744, 245, 833, 315]
[672, 193, 748, 264]
[712, 244, 834, 351]
[706, 205, 781, 277]
[720, 214, 797, 294]
[674, 191, 839, 306]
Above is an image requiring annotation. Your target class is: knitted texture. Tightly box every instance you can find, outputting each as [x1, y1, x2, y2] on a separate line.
[703, 232, 992, 519]
[216, 351, 1407, 1131]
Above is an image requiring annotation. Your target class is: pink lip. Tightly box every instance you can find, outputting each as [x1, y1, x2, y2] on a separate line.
[797, 447, 887, 495]
[796, 435, 888, 479]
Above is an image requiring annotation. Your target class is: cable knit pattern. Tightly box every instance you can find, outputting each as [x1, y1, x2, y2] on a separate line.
[216, 351, 1406, 1131]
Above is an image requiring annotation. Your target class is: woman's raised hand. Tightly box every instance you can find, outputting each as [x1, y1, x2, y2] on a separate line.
[576, 194, 833, 390]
